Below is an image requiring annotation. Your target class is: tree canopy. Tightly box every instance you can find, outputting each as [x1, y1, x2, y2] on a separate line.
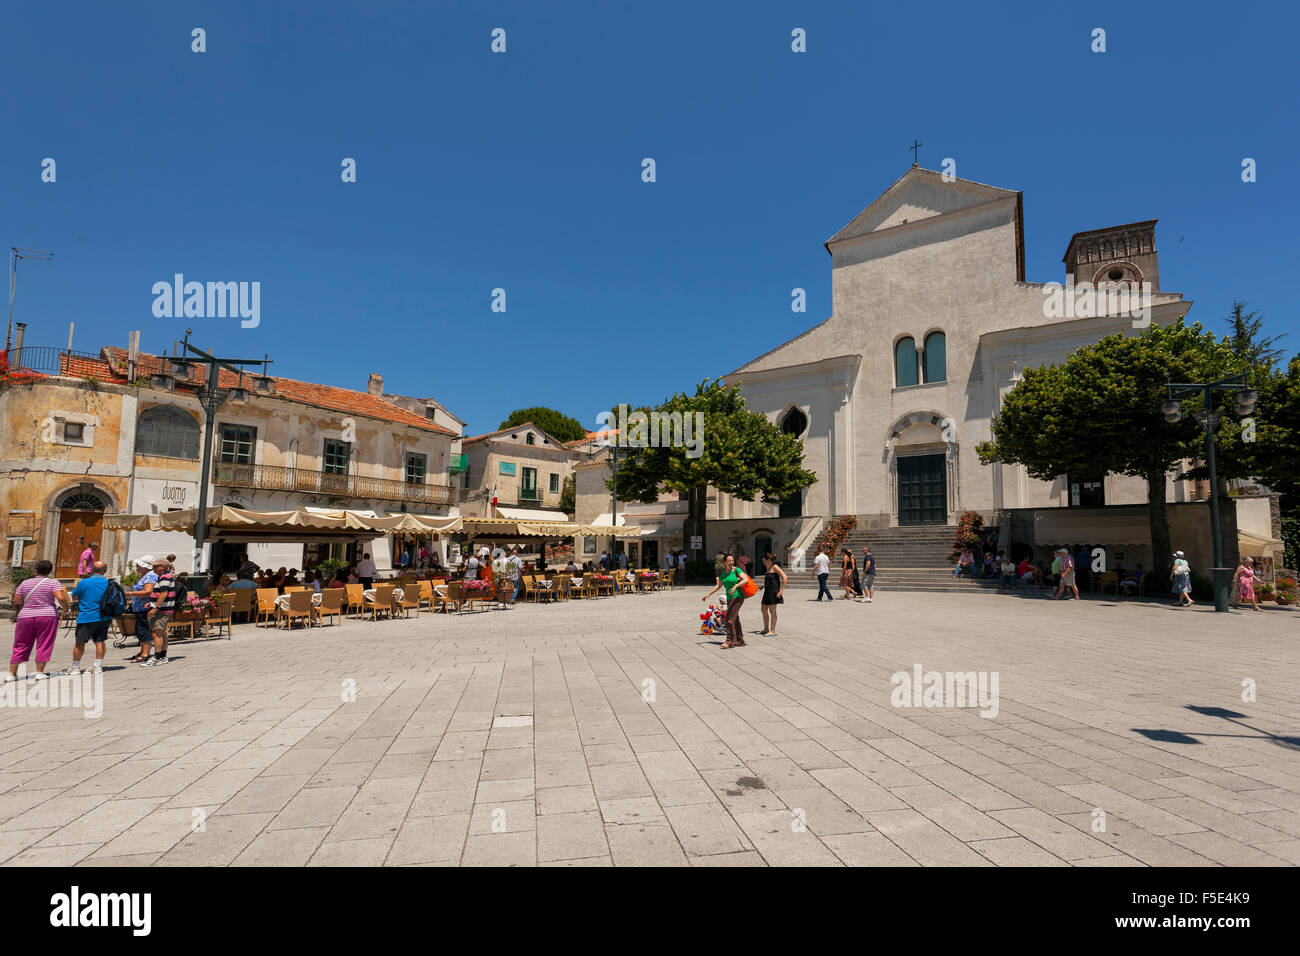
[497, 406, 586, 444]
[976, 318, 1244, 576]
[610, 379, 816, 506]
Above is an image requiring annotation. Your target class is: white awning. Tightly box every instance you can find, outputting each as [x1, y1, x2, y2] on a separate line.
[592, 513, 629, 526]
[496, 507, 570, 521]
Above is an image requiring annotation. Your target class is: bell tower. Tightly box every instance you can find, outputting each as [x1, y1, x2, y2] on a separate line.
[1062, 219, 1160, 292]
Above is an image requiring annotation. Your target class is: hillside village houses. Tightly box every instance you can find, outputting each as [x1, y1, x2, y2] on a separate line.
[0, 332, 463, 589]
[710, 165, 1282, 577]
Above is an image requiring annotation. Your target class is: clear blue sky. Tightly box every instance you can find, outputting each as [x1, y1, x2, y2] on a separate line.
[5, 1, 1297, 438]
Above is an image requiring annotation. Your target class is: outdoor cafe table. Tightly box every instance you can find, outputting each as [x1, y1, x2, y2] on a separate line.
[363, 587, 405, 605]
[275, 591, 323, 611]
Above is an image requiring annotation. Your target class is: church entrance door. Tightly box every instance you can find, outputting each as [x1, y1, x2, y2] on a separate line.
[897, 454, 946, 525]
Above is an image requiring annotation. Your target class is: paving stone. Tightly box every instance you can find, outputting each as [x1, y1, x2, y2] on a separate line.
[0, 590, 1293, 868]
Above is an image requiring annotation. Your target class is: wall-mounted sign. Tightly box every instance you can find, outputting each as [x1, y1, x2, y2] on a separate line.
[499, 462, 516, 476]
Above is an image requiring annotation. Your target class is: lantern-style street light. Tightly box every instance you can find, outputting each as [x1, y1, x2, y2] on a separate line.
[1162, 374, 1256, 612]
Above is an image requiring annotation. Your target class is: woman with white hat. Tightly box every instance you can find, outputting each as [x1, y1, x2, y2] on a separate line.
[1170, 551, 1194, 607]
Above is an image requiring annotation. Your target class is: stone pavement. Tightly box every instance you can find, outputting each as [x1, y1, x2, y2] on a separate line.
[0, 588, 1296, 866]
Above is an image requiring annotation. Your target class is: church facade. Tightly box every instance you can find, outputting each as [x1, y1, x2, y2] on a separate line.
[719, 166, 1196, 533]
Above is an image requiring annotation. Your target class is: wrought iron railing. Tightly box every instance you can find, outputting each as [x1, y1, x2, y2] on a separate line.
[213, 459, 457, 506]
[1, 346, 106, 379]
[519, 487, 542, 502]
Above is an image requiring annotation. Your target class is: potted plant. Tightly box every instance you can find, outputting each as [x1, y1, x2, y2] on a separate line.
[1274, 576, 1296, 606]
[1257, 582, 1275, 603]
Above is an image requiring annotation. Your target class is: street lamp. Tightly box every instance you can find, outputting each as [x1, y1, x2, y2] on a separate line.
[1163, 374, 1253, 612]
[169, 331, 274, 590]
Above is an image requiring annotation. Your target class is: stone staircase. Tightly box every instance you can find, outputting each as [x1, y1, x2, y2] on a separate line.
[784, 524, 1002, 594]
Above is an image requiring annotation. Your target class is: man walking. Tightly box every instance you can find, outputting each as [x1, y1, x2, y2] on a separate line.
[67, 561, 111, 675]
[1053, 549, 1079, 601]
[141, 557, 176, 667]
[860, 546, 876, 603]
[813, 548, 833, 601]
[507, 546, 524, 603]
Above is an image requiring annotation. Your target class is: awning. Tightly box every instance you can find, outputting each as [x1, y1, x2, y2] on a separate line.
[581, 524, 642, 539]
[496, 507, 569, 521]
[1238, 528, 1285, 558]
[102, 506, 455, 538]
[1033, 510, 1150, 547]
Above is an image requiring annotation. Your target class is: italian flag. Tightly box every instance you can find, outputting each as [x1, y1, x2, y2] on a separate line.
[490, 481, 498, 514]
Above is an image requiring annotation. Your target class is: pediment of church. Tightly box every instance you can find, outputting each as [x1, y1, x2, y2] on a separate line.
[826, 166, 1019, 248]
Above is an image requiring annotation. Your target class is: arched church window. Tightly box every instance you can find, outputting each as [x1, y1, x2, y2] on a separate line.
[136, 405, 200, 460]
[895, 337, 919, 388]
[922, 332, 946, 383]
[779, 407, 807, 438]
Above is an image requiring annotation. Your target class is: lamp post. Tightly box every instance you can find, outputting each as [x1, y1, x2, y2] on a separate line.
[1161, 373, 1256, 612]
[171, 332, 274, 588]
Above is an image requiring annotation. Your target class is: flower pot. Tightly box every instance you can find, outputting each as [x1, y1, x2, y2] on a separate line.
[1276, 593, 1293, 606]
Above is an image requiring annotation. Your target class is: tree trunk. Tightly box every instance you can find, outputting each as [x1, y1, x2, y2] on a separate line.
[1146, 467, 1173, 582]
[683, 484, 708, 576]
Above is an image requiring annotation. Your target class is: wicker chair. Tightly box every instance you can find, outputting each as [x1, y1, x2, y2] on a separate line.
[228, 587, 255, 623]
[396, 584, 421, 619]
[279, 590, 313, 630]
[255, 588, 279, 627]
[316, 587, 344, 626]
[344, 583, 366, 619]
[370, 584, 398, 621]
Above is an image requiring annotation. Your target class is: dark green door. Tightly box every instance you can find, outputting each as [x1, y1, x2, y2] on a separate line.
[897, 454, 946, 525]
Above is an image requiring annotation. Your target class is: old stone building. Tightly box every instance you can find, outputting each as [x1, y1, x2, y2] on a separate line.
[459, 424, 573, 520]
[0, 338, 460, 584]
[711, 166, 1281, 575]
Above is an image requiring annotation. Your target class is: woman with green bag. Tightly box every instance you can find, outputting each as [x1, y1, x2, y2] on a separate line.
[702, 553, 754, 649]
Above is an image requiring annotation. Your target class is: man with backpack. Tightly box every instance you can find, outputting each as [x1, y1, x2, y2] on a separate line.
[142, 557, 180, 667]
[67, 561, 124, 675]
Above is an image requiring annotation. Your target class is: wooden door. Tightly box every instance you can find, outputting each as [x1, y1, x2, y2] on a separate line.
[897, 455, 947, 526]
[56, 510, 103, 578]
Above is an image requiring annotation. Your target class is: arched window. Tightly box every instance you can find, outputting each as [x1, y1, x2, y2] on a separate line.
[922, 331, 946, 383]
[136, 405, 200, 459]
[895, 337, 918, 388]
[779, 407, 807, 438]
[57, 491, 107, 511]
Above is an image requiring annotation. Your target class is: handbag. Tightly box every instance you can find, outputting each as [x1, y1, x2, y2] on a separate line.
[739, 574, 759, 598]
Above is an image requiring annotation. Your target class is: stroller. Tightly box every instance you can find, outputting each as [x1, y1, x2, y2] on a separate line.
[698, 599, 728, 636]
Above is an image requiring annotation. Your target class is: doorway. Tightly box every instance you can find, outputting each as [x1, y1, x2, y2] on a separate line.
[897, 454, 947, 525]
[56, 511, 103, 578]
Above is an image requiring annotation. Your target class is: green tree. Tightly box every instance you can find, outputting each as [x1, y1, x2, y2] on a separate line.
[1219, 354, 1300, 510]
[497, 406, 586, 444]
[1224, 300, 1285, 372]
[609, 379, 817, 553]
[976, 319, 1241, 580]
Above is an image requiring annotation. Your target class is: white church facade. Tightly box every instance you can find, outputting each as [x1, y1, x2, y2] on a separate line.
[712, 166, 1233, 567]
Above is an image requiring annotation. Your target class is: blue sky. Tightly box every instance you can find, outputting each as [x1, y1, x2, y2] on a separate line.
[5, 0, 1297, 438]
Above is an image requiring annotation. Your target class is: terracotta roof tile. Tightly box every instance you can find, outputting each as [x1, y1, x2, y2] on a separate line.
[102, 347, 454, 436]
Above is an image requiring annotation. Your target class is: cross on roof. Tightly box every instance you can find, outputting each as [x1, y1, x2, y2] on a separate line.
[910, 139, 922, 165]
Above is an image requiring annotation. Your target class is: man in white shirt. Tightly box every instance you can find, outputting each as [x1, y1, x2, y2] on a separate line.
[813, 549, 833, 602]
[464, 553, 479, 581]
[357, 553, 377, 588]
[677, 552, 686, 573]
[507, 547, 523, 602]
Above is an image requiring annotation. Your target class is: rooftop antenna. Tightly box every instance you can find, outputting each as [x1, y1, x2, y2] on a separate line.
[6, 247, 54, 351]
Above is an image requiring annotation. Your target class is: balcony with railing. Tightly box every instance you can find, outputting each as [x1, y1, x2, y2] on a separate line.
[518, 487, 542, 502]
[213, 459, 457, 507]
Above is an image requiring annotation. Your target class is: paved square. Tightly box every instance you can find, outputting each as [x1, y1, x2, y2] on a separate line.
[1, 589, 1297, 866]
